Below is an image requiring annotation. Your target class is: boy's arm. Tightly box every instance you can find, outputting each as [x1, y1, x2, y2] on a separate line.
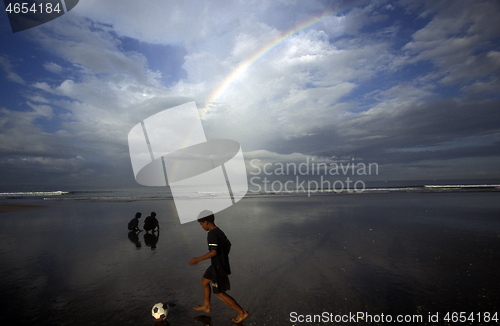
[188, 249, 217, 265]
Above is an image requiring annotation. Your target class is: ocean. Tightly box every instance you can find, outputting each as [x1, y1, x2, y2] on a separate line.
[0, 183, 499, 325]
[1, 179, 499, 202]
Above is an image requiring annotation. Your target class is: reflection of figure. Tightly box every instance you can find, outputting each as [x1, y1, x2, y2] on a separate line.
[128, 231, 141, 249]
[154, 319, 170, 326]
[128, 212, 142, 232]
[144, 230, 159, 250]
[188, 211, 248, 324]
[194, 314, 212, 325]
[144, 212, 159, 232]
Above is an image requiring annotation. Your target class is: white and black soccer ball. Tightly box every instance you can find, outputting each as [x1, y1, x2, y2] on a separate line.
[151, 302, 169, 320]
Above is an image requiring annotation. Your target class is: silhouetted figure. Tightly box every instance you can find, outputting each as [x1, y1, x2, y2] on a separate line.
[128, 212, 142, 232]
[144, 212, 159, 232]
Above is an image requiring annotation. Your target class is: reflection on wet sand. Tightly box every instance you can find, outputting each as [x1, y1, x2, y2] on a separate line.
[0, 193, 498, 325]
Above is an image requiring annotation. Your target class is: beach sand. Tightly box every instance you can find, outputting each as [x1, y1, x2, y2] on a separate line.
[0, 192, 498, 325]
[0, 204, 48, 213]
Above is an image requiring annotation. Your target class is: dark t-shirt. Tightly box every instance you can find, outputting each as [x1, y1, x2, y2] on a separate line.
[144, 215, 158, 230]
[128, 217, 139, 230]
[207, 227, 232, 276]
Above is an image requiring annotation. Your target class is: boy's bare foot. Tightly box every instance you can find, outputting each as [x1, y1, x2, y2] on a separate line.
[231, 310, 249, 324]
[194, 305, 211, 313]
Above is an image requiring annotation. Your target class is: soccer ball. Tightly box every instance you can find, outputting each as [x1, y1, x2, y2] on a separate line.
[151, 302, 169, 320]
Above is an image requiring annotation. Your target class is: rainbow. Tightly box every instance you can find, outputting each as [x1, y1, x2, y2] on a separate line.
[200, 1, 365, 117]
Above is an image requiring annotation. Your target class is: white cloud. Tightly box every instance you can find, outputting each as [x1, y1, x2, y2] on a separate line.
[73, 0, 332, 47]
[244, 149, 359, 173]
[0, 56, 25, 84]
[74, 0, 247, 47]
[26, 102, 53, 119]
[43, 62, 63, 74]
[196, 24, 394, 148]
[461, 77, 500, 95]
[0, 107, 60, 156]
[28, 16, 162, 87]
[402, 1, 500, 85]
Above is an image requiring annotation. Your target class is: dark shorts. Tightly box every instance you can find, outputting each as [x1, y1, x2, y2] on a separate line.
[203, 265, 230, 294]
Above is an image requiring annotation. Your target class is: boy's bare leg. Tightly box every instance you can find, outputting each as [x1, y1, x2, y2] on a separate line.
[215, 292, 249, 323]
[194, 277, 212, 313]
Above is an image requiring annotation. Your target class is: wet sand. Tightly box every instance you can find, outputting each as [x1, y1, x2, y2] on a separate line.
[0, 193, 498, 325]
[0, 204, 48, 213]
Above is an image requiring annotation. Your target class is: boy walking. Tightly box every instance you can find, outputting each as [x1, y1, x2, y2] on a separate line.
[188, 211, 248, 324]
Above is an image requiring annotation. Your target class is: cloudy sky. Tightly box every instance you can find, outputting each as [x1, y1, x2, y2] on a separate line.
[0, 0, 499, 190]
